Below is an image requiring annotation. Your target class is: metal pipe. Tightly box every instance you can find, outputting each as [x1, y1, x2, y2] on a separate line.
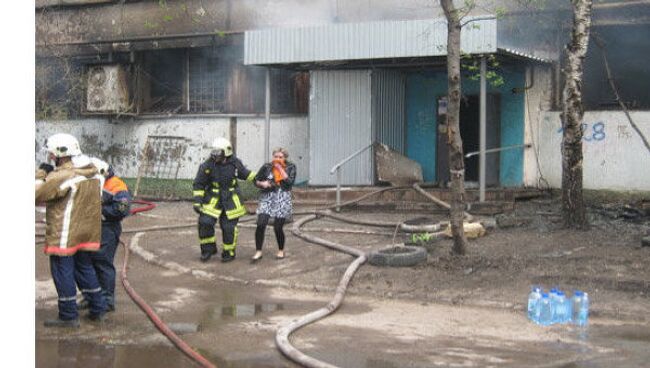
[185, 49, 190, 112]
[465, 144, 532, 158]
[329, 143, 373, 213]
[479, 56, 487, 202]
[329, 144, 373, 174]
[264, 68, 271, 162]
[336, 169, 342, 212]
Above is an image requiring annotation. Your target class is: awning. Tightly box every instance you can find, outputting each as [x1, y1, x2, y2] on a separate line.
[244, 16, 552, 66]
[245, 17, 497, 65]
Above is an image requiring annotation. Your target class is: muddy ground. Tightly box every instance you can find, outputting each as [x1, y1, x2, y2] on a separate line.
[35, 195, 650, 367]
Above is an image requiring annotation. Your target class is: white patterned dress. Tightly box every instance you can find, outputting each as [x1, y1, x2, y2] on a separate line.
[256, 170, 293, 218]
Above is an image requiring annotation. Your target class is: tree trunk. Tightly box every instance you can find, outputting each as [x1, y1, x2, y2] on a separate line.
[561, 0, 593, 229]
[441, 0, 468, 255]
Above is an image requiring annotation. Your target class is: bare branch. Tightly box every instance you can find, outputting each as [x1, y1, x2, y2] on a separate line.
[593, 34, 650, 154]
[460, 15, 497, 28]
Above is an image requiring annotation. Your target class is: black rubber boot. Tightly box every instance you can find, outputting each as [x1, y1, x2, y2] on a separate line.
[77, 299, 90, 310]
[221, 249, 236, 263]
[44, 318, 80, 328]
[85, 312, 106, 322]
[200, 244, 218, 262]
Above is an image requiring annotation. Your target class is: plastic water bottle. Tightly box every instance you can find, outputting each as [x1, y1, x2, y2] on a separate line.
[539, 293, 553, 326]
[527, 286, 542, 323]
[572, 291, 589, 326]
[555, 291, 568, 324]
[549, 288, 559, 324]
[565, 293, 574, 324]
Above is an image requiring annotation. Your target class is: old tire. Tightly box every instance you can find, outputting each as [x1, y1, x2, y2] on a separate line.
[368, 246, 427, 267]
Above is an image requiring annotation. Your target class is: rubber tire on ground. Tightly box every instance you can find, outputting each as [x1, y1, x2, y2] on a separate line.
[368, 246, 427, 267]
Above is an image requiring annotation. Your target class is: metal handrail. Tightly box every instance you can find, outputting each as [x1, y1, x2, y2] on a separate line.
[329, 143, 374, 212]
[465, 144, 532, 158]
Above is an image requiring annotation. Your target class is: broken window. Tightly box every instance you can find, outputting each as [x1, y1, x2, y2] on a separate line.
[36, 56, 85, 120]
[188, 42, 309, 115]
[138, 49, 185, 114]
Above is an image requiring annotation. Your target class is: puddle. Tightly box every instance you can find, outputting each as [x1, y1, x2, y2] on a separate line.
[36, 340, 193, 367]
[219, 303, 285, 318]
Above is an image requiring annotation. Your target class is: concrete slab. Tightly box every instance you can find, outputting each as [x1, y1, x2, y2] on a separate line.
[374, 143, 423, 186]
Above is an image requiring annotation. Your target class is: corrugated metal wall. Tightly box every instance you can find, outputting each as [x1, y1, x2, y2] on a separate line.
[245, 17, 497, 65]
[309, 70, 373, 185]
[372, 70, 406, 154]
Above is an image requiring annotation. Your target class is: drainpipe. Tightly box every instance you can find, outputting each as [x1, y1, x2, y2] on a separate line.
[265, 68, 271, 162]
[479, 56, 487, 202]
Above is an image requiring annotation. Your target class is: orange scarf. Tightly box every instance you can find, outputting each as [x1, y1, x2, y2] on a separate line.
[272, 159, 286, 184]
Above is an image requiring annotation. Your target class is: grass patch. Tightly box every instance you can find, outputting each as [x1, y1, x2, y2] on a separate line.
[122, 177, 260, 201]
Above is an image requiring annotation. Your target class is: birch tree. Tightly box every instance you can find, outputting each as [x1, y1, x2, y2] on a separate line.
[440, 0, 468, 255]
[561, 0, 593, 229]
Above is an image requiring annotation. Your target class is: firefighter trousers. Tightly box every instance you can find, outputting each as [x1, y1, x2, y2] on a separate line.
[198, 212, 239, 256]
[51, 253, 107, 320]
[76, 222, 121, 309]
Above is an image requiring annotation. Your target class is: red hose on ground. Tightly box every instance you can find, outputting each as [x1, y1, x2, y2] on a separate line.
[130, 199, 157, 214]
[120, 201, 216, 368]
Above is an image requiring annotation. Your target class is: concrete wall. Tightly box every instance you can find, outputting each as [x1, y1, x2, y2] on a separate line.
[522, 64, 554, 188]
[537, 111, 650, 191]
[35, 116, 309, 183]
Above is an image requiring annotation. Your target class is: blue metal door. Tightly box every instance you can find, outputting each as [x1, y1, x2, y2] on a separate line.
[406, 74, 437, 182]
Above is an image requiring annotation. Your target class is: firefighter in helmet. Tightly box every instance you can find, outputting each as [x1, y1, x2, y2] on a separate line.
[36, 133, 107, 327]
[192, 137, 256, 262]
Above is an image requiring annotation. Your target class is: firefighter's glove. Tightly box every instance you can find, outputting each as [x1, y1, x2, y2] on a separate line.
[193, 203, 202, 215]
[39, 163, 54, 174]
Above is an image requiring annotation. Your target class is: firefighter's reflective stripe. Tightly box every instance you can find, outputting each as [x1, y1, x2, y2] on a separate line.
[226, 194, 247, 219]
[223, 227, 239, 251]
[80, 287, 102, 293]
[246, 172, 256, 181]
[200, 236, 216, 244]
[193, 190, 205, 197]
[212, 187, 235, 194]
[201, 197, 221, 218]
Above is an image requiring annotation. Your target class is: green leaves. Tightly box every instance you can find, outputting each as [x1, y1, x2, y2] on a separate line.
[461, 54, 505, 88]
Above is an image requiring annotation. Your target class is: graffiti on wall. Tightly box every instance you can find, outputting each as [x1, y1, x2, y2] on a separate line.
[556, 121, 606, 142]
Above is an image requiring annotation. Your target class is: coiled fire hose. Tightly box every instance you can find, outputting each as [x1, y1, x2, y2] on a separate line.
[275, 214, 367, 368]
[274, 184, 462, 368]
[120, 199, 217, 368]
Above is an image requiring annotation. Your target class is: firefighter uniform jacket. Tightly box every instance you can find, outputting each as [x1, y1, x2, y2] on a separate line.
[101, 175, 131, 223]
[192, 156, 256, 219]
[35, 161, 103, 256]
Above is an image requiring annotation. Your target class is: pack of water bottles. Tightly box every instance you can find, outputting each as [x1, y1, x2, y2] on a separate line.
[527, 286, 589, 326]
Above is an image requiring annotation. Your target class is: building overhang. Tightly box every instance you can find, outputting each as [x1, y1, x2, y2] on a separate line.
[245, 17, 497, 66]
[244, 16, 552, 67]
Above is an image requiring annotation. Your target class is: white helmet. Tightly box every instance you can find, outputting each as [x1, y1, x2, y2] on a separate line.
[44, 133, 82, 158]
[211, 137, 233, 158]
[90, 157, 110, 176]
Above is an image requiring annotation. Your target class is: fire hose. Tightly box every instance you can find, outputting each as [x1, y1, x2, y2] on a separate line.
[36, 186, 470, 368]
[120, 199, 217, 368]
[274, 183, 467, 368]
[122, 186, 467, 368]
